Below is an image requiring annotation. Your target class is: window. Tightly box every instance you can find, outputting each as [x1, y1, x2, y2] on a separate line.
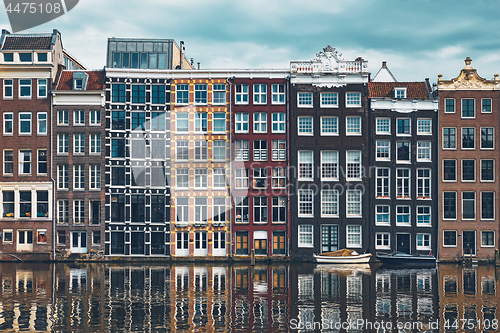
[173, 113, 189, 133]
[3, 112, 13, 134]
[272, 140, 286, 161]
[481, 159, 494, 181]
[397, 118, 411, 135]
[37, 149, 47, 174]
[211, 84, 226, 105]
[88, 134, 101, 154]
[321, 150, 338, 181]
[481, 192, 494, 220]
[443, 160, 456, 181]
[37, 79, 47, 98]
[58, 165, 69, 189]
[74, 200, 85, 224]
[443, 128, 456, 149]
[346, 92, 361, 107]
[130, 85, 146, 104]
[346, 151, 361, 180]
[2, 192, 14, 217]
[445, 99, 455, 113]
[194, 168, 208, 189]
[194, 140, 208, 161]
[376, 118, 390, 134]
[235, 168, 249, 188]
[37, 112, 47, 135]
[376, 233, 390, 250]
[58, 200, 69, 224]
[213, 140, 226, 161]
[396, 168, 410, 199]
[272, 197, 286, 223]
[417, 142, 431, 161]
[272, 113, 285, 133]
[111, 138, 125, 158]
[394, 88, 406, 98]
[298, 116, 313, 135]
[271, 167, 286, 188]
[151, 112, 165, 131]
[416, 118, 432, 135]
[213, 168, 226, 189]
[254, 197, 268, 223]
[90, 165, 101, 190]
[481, 127, 494, 149]
[298, 190, 313, 217]
[235, 113, 249, 133]
[212, 112, 226, 133]
[481, 231, 495, 247]
[376, 168, 390, 198]
[346, 190, 362, 217]
[19, 79, 31, 98]
[3, 150, 13, 175]
[151, 85, 166, 104]
[213, 197, 226, 223]
[417, 169, 431, 199]
[131, 140, 146, 159]
[73, 134, 85, 154]
[443, 231, 457, 247]
[57, 110, 69, 126]
[271, 84, 285, 104]
[73, 110, 84, 125]
[321, 190, 339, 217]
[3, 53, 13, 62]
[417, 206, 431, 226]
[176, 84, 189, 104]
[416, 234, 431, 250]
[3, 79, 13, 98]
[253, 84, 267, 104]
[176, 198, 189, 224]
[229, 197, 248, 225]
[131, 195, 145, 222]
[3, 230, 12, 242]
[111, 84, 125, 103]
[18, 149, 31, 175]
[298, 225, 313, 247]
[321, 116, 338, 135]
[320, 92, 338, 107]
[111, 194, 125, 222]
[396, 142, 410, 162]
[376, 141, 390, 161]
[194, 84, 207, 104]
[347, 225, 362, 247]
[443, 192, 457, 219]
[376, 206, 390, 225]
[176, 168, 189, 189]
[150, 195, 164, 223]
[235, 140, 249, 161]
[74, 165, 85, 190]
[235, 84, 249, 104]
[111, 111, 125, 130]
[396, 206, 410, 225]
[462, 98, 474, 118]
[131, 112, 146, 131]
[254, 112, 267, 133]
[92, 231, 101, 245]
[253, 168, 267, 189]
[253, 140, 267, 161]
[462, 160, 475, 182]
[298, 150, 313, 180]
[298, 92, 313, 107]
[346, 116, 361, 135]
[236, 231, 249, 254]
[482, 98, 492, 113]
[19, 53, 32, 62]
[19, 112, 31, 135]
[19, 191, 31, 217]
[462, 192, 475, 219]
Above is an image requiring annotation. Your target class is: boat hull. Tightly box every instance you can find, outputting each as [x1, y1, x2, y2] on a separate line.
[377, 255, 436, 267]
[314, 253, 372, 264]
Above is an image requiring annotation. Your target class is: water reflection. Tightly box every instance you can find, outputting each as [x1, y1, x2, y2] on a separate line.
[0, 262, 498, 332]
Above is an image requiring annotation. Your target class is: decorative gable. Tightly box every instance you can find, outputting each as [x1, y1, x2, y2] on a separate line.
[438, 57, 499, 91]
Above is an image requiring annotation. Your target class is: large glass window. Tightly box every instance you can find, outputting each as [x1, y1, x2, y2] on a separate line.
[298, 190, 313, 216]
[376, 168, 390, 198]
[235, 197, 249, 223]
[321, 190, 338, 217]
[254, 112, 267, 133]
[481, 159, 494, 181]
[271, 84, 285, 104]
[19, 112, 31, 135]
[19, 79, 31, 98]
[272, 197, 286, 223]
[346, 116, 361, 135]
[37, 149, 47, 174]
[376, 206, 390, 225]
[443, 192, 456, 219]
[37, 112, 47, 135]
[482, 98, 492, 113]
[462, 192, 475, 219]
[235, 168, 249, 188]
[253, 84, 267, 104]
[462, 128, 475, 149]
[213, 112, 226, 133]
[58, 165, 69, 189]
[111, 111, 125, 130]
[417, 119, 432, 135]
[298, 225, 314, 247]
[272, 113, 285, 133]
[235, 84, 249, 104]
[396, 168, 410, 199]
[3, 192, 14, 217]
[397, 118, 411, 135]
[254, 197, 268, 223]
[443, 160, 456, 181]
[443, 127, 456, 149]
[235, 113, 249, 133]
[3, 112, 13, 134]
[19, 149, 31, 174]
[111, 84, 126, 103]
[481, 192, 494, 220]
[346, 225, 362, 247]
[345, 92, 361, 107]
[396, 206, 410, 225]
[346, 151, 361, 180]
[396, 142, 410, 162]
[462, 160, 475, 182]
[298, 151, 313, 180]
[272, 140, 286, 161]
[176, 84, 189, 104]
[253, 140, 267, 161]
[321, 151, 338, 180]
[376, 141, 390, 161]
[194, 84, 207, 104]
[74, 134, 85, 154]
[481, 127, 494, 149]
[213, 140, 226, 161]
[346, 190, 362, 217]
[462, 99, 474, 118]
[3, 150, 13, 175]
[376, 118, 390, 134]
[298, 92, 313, 107]
[3, 79, 13, 98]
[321, 116, 338, 135]
[417, 169, 431, 199]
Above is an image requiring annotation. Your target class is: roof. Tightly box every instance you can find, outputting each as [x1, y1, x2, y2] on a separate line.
[368, 82, 430, 99]
[2, 35, 52, 50]
[55, 70, 106, 91]
[372, 62, 397, 82]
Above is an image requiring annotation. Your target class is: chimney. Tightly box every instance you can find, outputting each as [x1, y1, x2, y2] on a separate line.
[425, 78, 432, 95]
[197, 62, 200, 70]
[180, 41, 184, 70]
[382, 61, 387, 68]
[190, 58, 194, 67]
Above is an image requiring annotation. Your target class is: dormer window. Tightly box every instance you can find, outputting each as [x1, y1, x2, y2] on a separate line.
[19, 53, 32, 62]
[73, 72, 88, 91]
[37, 53, 47, 62]
[3, 53, 13, 62]
[74, 79, 83, 90]
[394, 88, 407, 99]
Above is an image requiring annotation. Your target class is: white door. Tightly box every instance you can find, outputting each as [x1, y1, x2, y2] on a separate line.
[194, 231, 208, 256]
[71, 231, 87, 254]
[176, 231, 189, 256]
[212, 231, 226, 256]
[17, 230, 33, 252]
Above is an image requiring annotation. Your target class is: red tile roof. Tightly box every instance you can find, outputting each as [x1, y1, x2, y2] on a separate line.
[2, 36, 53, 50]
[368, 82, 430, 99]
[56, 70, 105, 91]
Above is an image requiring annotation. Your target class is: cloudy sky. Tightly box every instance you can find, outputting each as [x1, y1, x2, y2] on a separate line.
[1, 0, 499, 82]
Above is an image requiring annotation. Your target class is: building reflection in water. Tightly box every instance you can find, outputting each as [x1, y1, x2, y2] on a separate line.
[0, 262, 498, 332]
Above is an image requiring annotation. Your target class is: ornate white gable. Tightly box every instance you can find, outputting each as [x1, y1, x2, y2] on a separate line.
[438, 57, 499, 91]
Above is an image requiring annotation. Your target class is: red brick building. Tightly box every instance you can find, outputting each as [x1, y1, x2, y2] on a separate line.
[438, 58, 500, 262]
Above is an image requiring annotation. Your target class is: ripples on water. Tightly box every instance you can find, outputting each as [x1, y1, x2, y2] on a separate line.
[0, 262, 498, 332]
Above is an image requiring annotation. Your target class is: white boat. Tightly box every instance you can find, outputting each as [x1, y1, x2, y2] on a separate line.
[313, 249, 372, 264]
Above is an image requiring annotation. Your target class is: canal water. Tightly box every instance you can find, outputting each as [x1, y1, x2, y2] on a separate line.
[0, 262, 498, 332]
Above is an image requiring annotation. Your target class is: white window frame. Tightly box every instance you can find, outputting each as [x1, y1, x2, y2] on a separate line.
[74, 165, 85, 190]
[376, 140, 390, 161]
[375, 233, 390, 250]
[444, 98, 455, 113]
[194, 140, 208, 161]
[235, 168, 249, 189]
[212, 112, 226, 134]
[176, 168, 189, 190]
[271, 112, 285, 133]
[346, 190, 362, 217]
[194, 168, 208, 189]
[73, 134, 85, 154]
[73, 200, 85, 224]
[416, 234, 431, 251]
[442, 127, 456, 150]
[417, 168, 431, 199]
[297, 92, 313, 108]
[394, 88, 406, 98]
[481, 191, 495, 220]
[3, 149, 13, 175]
[320, 116, 338, 136]
[213, 168, 226, 189]
[253, 112, 267, 133]
[461, 127, 475, 150]
[346, 150, 361, 181]
[235, 84, 249, 105]
[18, 149, 31, 175]
[396, 118, 411, 136]
[18, 112, 32, 135]
[272, 140, 286, 161]
[235, 112, 249, 133]
[321, 150, 338, 181]
[417, 206, 431, 226]
[462, 191, 476, 220]
[253, 139, 267, 161]
[396, 168, 411, 199]
[73, 110, 85, 126]
[443, 159, 457, 182]
[396, 141, 411, 163]
[253, 196, 268, 223]
[3, 79, 13, 98]
[194, 112, 207, 133]
[481, 98, 492, 113]
[346, 225, 362, 248]
[375, 205, 390, 226]
[376, 118, 391, 135]
[321, 189, 339, 217]
[212, 84, 226, 105]
[175, 84, 189, 105]
[481, 231, 495, 247]
[480, 159, 495, 182]
[19, 79, 31, 98]
[396, 205, 411, 226]
[37, 79, 47, 98]
[253, 168, 268, 189]
[298, 116, 313, 136]
[89, 165, 101, 190]
[253, 84, 267, 105]
[271, 84, 285, 105]
[3, 112, 13, 135]
[298, 225, 314, 248]
[320, 92, 338, 108]
[212, 140, 226, 162]
[89, 134, 101, 154]
[443, 230, 457, 247]
[298, 150, 314, 180]
[298, 189, 314, 217]
[235, 139, 249, 161]
[58, 165, 69, 189]
[345, 92, 361, 107]
[461, 159, 476, 182]
[417, 142, 432, 162]
[90, 110, 101, 126]
[37, 112, 47, 135]
[461, 98, 475, 119]
[376, 167, 390, 198]
[175, 113, 189, 133]
[346, 116, 361, 135]
[480, 127, 494, 150]
[417, 118, 432, 135]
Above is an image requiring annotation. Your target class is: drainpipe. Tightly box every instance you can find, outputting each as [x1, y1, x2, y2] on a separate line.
[227, 76, 233, 258]
[286, 76, 290, 257]
[50, 71, 56, 261]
